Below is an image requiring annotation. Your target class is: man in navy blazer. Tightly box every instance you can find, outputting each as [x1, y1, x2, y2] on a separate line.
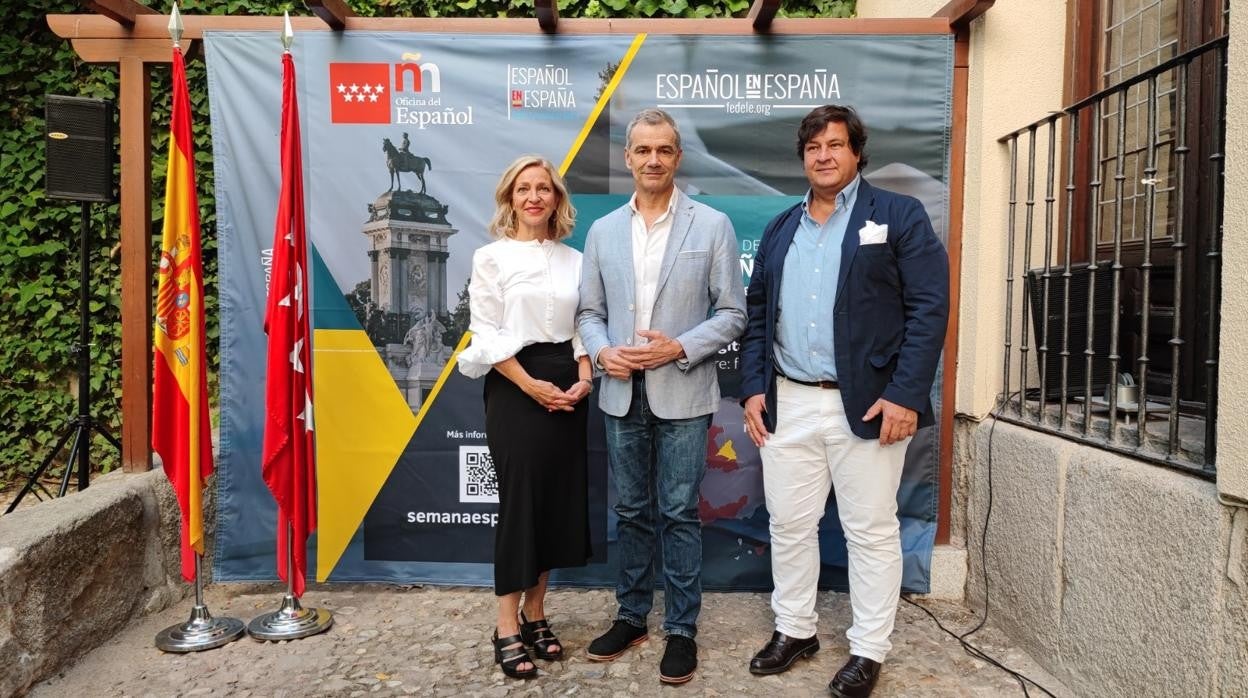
[739, 105, 948, 697]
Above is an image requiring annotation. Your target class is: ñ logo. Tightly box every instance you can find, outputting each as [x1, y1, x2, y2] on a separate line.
[329, 56, 444, 125]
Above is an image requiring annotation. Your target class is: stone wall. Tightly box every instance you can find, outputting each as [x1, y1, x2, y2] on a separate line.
[958, 417, 1248, 697]
[0, 470, 191, 697]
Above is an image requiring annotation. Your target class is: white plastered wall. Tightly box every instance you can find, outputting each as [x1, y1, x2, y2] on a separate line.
[854, 0, 947, 18]
[1217, 3, 1247, 503]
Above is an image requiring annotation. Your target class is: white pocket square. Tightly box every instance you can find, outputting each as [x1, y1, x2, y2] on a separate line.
[859, 221, 888, 245]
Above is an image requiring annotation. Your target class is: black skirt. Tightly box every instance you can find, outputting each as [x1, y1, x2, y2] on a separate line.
[484, 341, 591, 596]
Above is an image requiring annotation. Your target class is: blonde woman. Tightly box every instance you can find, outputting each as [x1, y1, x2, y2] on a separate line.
[457, 155, 592, 680]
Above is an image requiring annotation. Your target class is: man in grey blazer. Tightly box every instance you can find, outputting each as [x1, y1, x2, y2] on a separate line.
[578, 108, 746, 685]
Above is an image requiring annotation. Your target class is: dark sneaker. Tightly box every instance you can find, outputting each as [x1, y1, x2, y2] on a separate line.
[659, 635, 698, 685]
[586, 620, 648, 661]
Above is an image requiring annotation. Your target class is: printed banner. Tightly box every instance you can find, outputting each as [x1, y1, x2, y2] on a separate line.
[207, 32, 953, 592]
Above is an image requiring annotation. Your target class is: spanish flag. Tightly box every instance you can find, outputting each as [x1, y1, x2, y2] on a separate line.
[153, 46, 212, 583]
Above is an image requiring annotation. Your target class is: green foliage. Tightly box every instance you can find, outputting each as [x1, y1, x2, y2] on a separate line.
[0, 0, 854, 489]
[0, 1, 126, 490]
[445, 278, 472, 347]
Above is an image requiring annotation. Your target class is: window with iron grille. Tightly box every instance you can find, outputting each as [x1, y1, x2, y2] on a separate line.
[995, 0, 1226, 475]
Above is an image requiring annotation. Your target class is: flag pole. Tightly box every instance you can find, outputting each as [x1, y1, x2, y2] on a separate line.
[153, 2, 244, 654]
[246, 14, 331, 642]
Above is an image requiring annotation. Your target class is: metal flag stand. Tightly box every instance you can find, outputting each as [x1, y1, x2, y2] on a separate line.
[156, 554, 247, 652]
[153, 4, 246, 655]
[247, 523, 333, 640]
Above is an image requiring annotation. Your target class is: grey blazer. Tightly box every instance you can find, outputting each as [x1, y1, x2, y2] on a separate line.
[577, 193, 747, 419]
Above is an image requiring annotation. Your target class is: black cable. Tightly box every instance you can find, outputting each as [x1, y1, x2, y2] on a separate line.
[901, 596, 1049, 697]
[903, 392, 1058, 698]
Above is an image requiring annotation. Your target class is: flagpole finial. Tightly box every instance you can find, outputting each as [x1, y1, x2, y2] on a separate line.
[281, 11, 294, 51]
[168, 3, 184, 48]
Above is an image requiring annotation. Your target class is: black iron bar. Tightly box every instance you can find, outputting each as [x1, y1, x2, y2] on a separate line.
[1167, 59, 1190, 457]
[1060, 111, 1078, 431]
[1083, 100, 1103, 436]
[1004, 137, 1019, 414]
[1135, 75, 1159, 443]
[1038, 116, 1058, 424]
[1019, 127, 1038, 420]
[1107, 88, 1127, 444]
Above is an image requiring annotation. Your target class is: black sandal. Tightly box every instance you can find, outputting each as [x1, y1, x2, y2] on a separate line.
[492, 630, 538, 679]
[520, 612, 564, 661]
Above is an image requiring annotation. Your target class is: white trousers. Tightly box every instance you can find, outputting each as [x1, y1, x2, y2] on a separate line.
[760, 377, 909, 663]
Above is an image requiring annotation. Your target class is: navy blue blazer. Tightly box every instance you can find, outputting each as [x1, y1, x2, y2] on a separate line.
[739, 178, 949, 440]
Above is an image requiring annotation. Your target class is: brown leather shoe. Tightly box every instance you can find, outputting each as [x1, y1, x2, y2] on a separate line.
[749, 631, 819, 675]
[828, 655, 881, 697]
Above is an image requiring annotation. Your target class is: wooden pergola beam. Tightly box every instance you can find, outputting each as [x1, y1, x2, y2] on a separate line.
[82, 0, 157, 27]
[48, 15, 952, 39]
[305, 0, 355, 31]
[934, 0, 995, 30]
[535, 0, 558, 33]
[72, 38, 197, 62]
[748, 0, 781, 32]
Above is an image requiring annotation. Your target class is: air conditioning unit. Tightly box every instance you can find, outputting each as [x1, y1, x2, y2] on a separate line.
[1024, 263, 1115, 400]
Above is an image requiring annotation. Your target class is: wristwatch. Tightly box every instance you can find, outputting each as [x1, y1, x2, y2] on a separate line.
[579, 378, 593, 394]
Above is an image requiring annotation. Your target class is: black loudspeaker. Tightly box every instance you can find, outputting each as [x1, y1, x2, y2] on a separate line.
[1025, 263, 1115, 400]
[45, 95, 115, 203]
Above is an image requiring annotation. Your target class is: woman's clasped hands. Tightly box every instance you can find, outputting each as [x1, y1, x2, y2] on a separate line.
[525, 378, 591, 412]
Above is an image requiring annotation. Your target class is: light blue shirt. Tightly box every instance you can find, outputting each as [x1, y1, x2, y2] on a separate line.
[773, 175, 861, 382]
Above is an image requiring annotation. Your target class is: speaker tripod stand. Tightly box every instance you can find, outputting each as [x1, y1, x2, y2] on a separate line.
[5, 202, 120, 514]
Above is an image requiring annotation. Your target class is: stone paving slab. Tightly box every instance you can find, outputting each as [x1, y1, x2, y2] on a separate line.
[31, 584, 1073, 697]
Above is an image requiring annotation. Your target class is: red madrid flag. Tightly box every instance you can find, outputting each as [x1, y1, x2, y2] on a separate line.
[328, 63, 390, 124]
[152, 46, 211, 583]
[262, 50, 316, 598]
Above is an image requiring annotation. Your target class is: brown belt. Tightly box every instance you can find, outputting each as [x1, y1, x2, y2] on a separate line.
[779, 372, 839, 390]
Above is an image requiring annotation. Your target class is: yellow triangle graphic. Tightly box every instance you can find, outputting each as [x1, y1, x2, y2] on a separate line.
[312, 328, 417, 581]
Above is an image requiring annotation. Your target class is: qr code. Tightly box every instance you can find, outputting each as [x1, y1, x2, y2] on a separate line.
[459, 445, 499, 503]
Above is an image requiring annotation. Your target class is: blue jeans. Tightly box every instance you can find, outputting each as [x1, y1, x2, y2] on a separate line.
[605, 376, 711, 639]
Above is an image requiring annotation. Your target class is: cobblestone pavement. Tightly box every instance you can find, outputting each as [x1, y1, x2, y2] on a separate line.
[32, 585, 1072, 697]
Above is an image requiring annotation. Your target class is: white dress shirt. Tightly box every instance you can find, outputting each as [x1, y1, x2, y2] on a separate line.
[457, 237, 587, 379]
[629, 189, 680, 345]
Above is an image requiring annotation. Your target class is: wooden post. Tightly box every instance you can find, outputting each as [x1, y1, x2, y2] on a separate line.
[306, 0, 354, 31]
[535, 0, 558, 33]
[82, 0, 157, 27]
[119, 55, 152, 473]
[747, 0, 781, 32]
[932, 0, 994, 543]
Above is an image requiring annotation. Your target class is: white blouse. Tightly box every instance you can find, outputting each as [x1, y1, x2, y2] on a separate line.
[456, 237, 588, 379]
